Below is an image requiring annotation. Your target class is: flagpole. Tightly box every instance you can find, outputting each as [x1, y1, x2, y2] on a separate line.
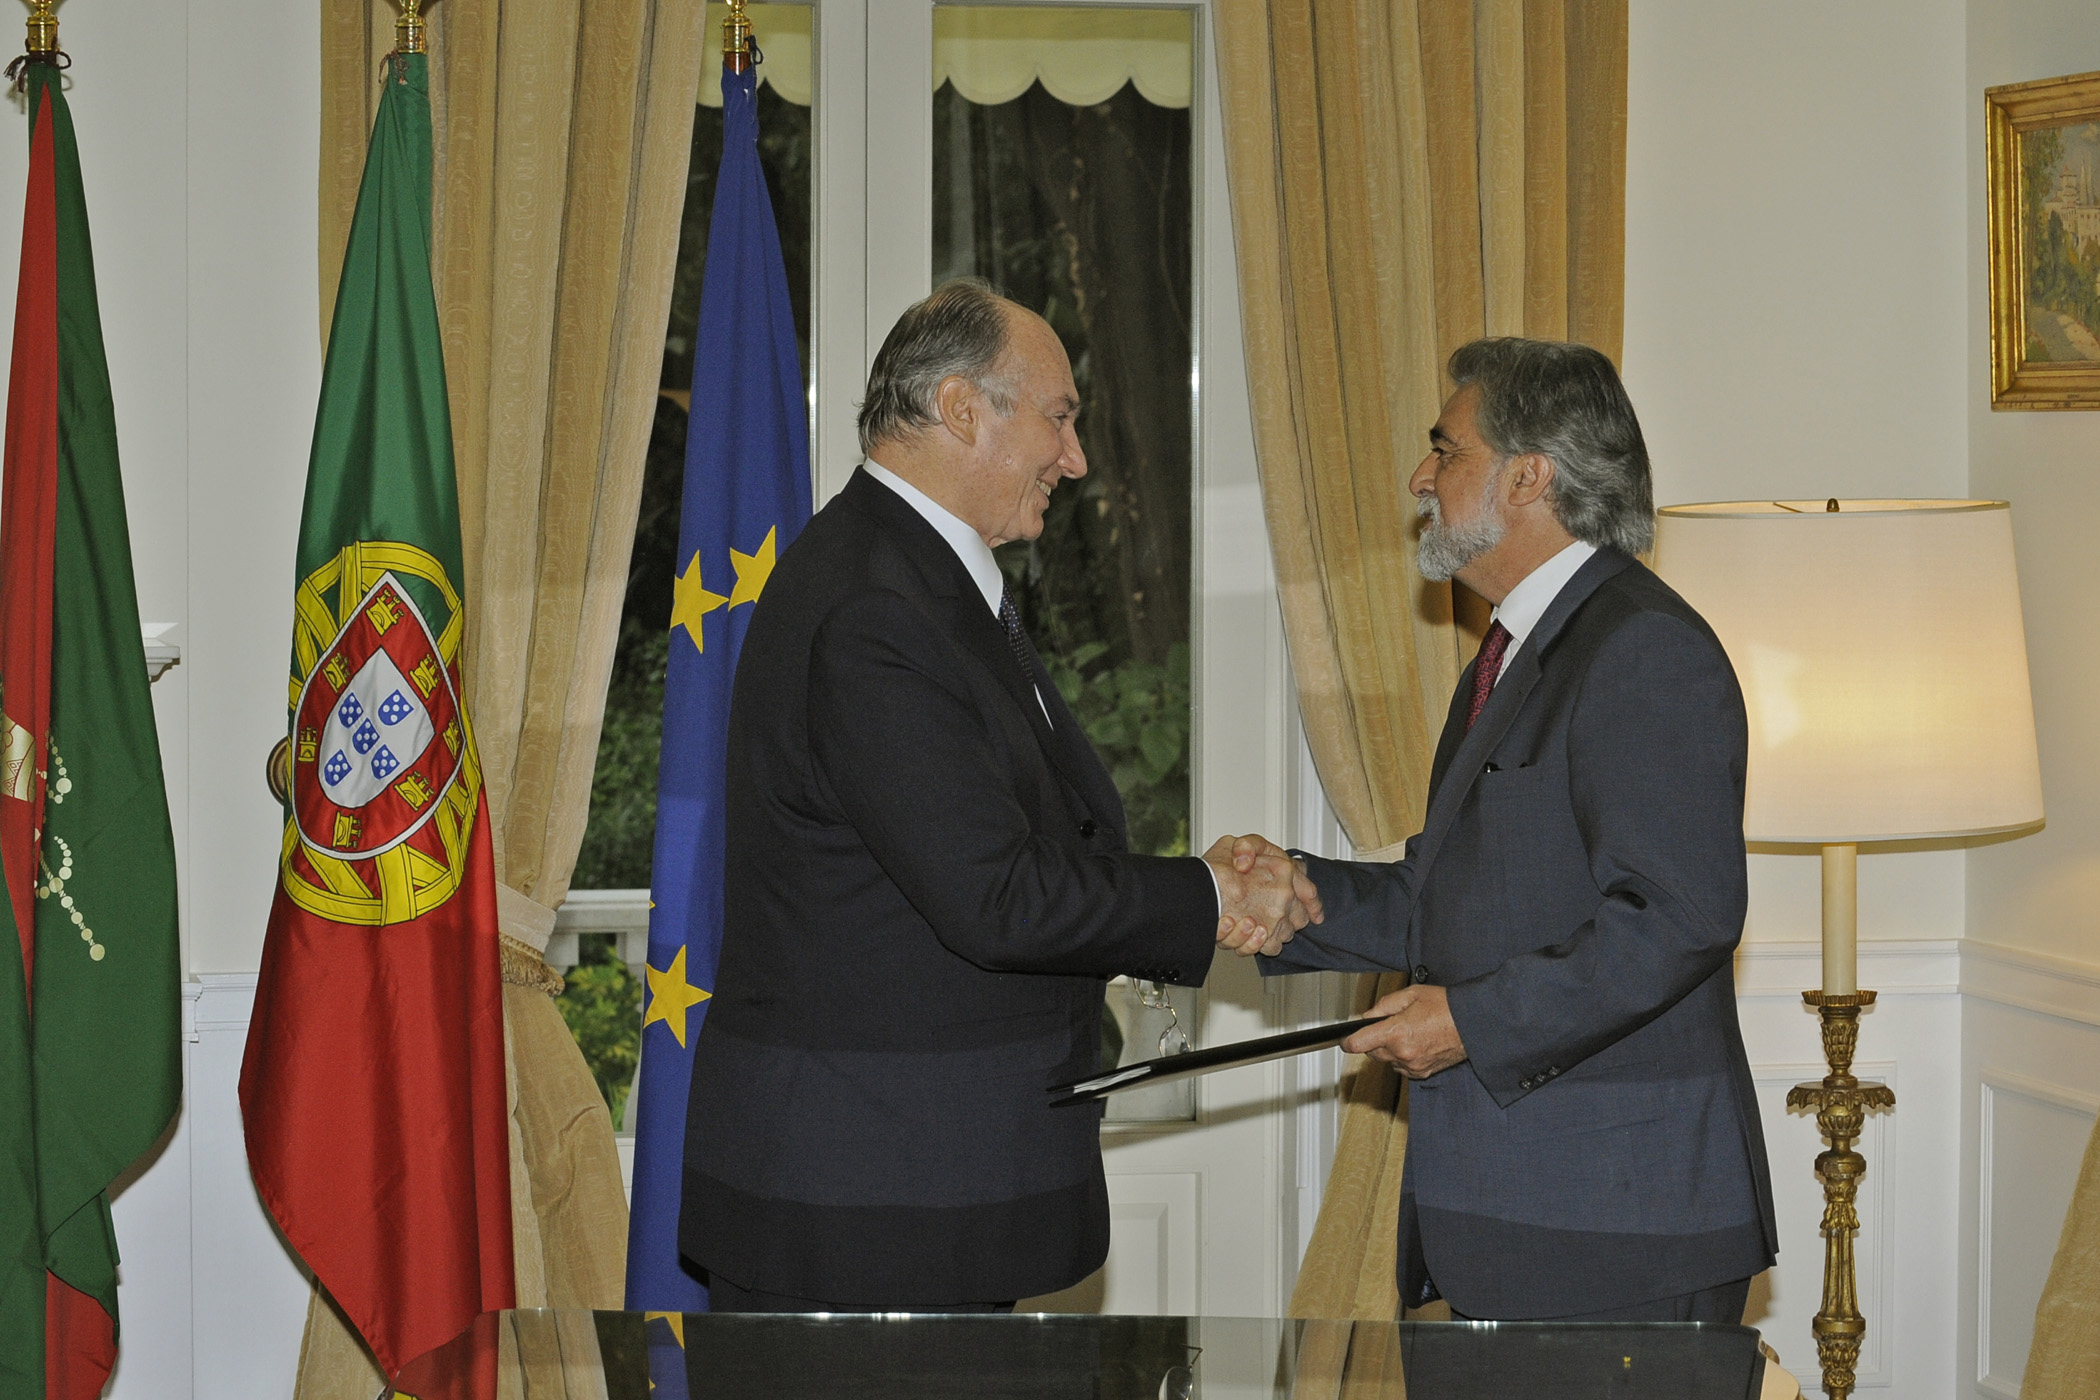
[394, 0, 426, 56]
[23, 0, 55, 56]
[725, 0, 752, 74]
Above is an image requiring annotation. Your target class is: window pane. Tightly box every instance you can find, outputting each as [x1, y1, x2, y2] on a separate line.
[934, 6, 1197, 1124]
[561, 7, 814, 1120]
[932, 6, 1195, 861]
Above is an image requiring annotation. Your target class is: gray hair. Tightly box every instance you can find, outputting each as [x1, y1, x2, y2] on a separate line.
[1447, 337, 1654, 555]
[857, 279, 1017, 456]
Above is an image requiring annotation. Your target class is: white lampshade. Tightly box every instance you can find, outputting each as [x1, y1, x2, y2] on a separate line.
[1652, 500, 2044, 844]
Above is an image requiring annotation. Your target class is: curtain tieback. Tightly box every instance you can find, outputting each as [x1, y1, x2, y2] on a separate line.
[497, 883, 566, 997]
[498, 881, 560, 952]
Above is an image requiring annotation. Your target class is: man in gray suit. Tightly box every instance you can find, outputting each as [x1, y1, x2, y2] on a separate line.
[1257, 337, 1776, 1322]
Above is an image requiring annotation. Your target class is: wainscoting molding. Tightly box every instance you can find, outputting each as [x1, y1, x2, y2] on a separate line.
[1735, 938, 1962, 999]
[1961, 940, 2100, 1029]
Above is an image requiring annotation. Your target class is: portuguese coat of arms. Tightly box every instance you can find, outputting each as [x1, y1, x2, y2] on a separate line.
[279, 542, 485, 927]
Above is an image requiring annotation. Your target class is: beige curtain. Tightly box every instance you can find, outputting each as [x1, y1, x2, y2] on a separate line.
[2026, 1113, 2100, 1399]
[296, 3, 708, 1390]
[1214, 0, 1626, 1318]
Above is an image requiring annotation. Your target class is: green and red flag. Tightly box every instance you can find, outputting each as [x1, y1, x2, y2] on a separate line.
[0, 58, 182, 1400]
[238, 48, 513, 1378]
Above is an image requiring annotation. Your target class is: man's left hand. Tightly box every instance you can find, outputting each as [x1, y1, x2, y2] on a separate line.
[1342, 985, 1468, 1078]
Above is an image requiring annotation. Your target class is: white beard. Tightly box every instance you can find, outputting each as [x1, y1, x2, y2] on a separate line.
[1415, 475, 1507, 581]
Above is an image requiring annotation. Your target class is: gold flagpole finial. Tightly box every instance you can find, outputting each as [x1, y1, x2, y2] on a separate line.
[724, 0, 753, 75]
[24, 0, 57, 56]
[395, 0, 426, 56]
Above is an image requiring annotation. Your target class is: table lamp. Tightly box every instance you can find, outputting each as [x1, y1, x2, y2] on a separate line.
[1653, 500, 2043, 1400]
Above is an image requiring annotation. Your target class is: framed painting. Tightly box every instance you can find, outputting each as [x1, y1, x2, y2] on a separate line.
[1988, 70, 2100, 409]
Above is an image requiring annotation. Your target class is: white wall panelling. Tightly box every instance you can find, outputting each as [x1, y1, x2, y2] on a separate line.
[107, 977, 309, 1400]
[1097, 1174, 1201, 1317]
[1960, 987, 2100, 1400]
[1975, 1073, 2100, 1400]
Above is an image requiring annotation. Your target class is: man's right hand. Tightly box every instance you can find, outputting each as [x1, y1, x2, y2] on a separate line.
[1203, 833, 1322, 956]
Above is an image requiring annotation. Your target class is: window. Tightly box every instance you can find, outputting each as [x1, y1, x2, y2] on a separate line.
[931, 5, 1199, 1120]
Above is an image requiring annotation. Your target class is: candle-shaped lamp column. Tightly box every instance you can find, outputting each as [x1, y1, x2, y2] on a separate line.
[1655, 500, 2043, 1400]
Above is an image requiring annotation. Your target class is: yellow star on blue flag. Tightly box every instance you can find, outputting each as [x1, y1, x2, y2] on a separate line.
[642, 946, 711, 1048]
[670, 552, 729, 654]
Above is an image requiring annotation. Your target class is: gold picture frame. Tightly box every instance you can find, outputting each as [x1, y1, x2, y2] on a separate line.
[1989, 70, 2100, 408]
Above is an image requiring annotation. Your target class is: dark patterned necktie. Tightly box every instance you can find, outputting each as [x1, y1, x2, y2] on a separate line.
[997, 587, 1035, 681]
[1465, 621, 1513, 731]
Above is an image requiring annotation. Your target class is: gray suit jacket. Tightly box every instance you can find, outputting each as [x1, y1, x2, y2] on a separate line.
[1267, 548, 1777, 1318]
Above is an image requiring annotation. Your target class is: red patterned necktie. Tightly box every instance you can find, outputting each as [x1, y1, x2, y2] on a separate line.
[1465, 622, 1513, 731]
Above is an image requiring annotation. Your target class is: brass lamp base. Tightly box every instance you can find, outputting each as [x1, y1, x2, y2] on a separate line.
[1786, 990, 1896, 1400]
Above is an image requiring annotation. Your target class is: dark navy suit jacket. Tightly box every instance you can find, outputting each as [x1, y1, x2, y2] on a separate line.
[681, 468, 1217, 1305]
[1266, 548, 1777, 1318]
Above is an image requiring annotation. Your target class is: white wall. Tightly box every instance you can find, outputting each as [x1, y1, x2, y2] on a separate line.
[1625, 0, 1971, 962]
[1961, 5, 2100, 1399]
[1625, 2, 1970, 1392]
[1964, 2, 2100, 969]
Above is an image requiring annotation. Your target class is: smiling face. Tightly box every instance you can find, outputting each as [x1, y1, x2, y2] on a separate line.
[957, 309, 1087, 548]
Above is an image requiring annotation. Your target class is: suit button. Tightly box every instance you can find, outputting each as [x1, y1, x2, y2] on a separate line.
[1079, 820, 1098, 839]
[1413, 964, 1432, 983]
[1547, 1066, 1561, 1077]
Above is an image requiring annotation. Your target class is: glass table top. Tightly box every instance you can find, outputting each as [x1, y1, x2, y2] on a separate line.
[390, 1310, 1800, 1399]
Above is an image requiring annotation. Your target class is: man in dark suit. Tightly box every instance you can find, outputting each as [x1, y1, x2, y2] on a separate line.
[1258, 338, 1777, 1322]
[680, 281, 1319, 1312]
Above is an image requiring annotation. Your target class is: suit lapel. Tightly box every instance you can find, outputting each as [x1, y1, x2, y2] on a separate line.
[845, 468, 1115, 818]
[1029, 646, 1129, 837]
[1404, 549, 1636, 899]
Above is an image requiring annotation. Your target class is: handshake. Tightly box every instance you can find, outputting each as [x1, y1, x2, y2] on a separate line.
[1203, 834, 1322, 958]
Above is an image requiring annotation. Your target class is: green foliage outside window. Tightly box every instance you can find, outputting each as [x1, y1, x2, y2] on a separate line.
[1040, 640, 1191, 857]
[555, 934, 642, 1127]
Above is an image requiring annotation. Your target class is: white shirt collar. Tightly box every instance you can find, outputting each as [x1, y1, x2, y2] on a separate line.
[1489, 540, 1598, 675]
[864, 460, 1005, 616]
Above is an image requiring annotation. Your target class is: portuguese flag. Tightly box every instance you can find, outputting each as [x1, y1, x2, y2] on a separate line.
[0, 61, 182, 1400]
[238, 50, 514, 1378]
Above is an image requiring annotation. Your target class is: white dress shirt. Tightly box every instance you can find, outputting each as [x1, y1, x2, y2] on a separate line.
[865, 460, 1052, 725]
[1488, 539, 1597, 682]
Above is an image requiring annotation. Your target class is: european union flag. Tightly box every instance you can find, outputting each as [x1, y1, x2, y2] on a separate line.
[624, 56, 810, 1312]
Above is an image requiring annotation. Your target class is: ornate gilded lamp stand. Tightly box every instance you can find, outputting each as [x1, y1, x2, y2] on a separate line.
[1786, 989, 1895, 1400]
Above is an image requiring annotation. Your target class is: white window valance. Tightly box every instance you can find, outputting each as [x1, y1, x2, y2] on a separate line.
[700, 4, 1192, 111]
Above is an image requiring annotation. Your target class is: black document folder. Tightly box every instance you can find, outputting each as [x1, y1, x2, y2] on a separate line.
[1048, 1017, 1380, 1105]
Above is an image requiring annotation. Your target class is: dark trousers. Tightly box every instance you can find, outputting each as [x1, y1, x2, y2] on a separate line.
[1449, 1274, 1752, 1324]
[707, 1275, 1015, 1314]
